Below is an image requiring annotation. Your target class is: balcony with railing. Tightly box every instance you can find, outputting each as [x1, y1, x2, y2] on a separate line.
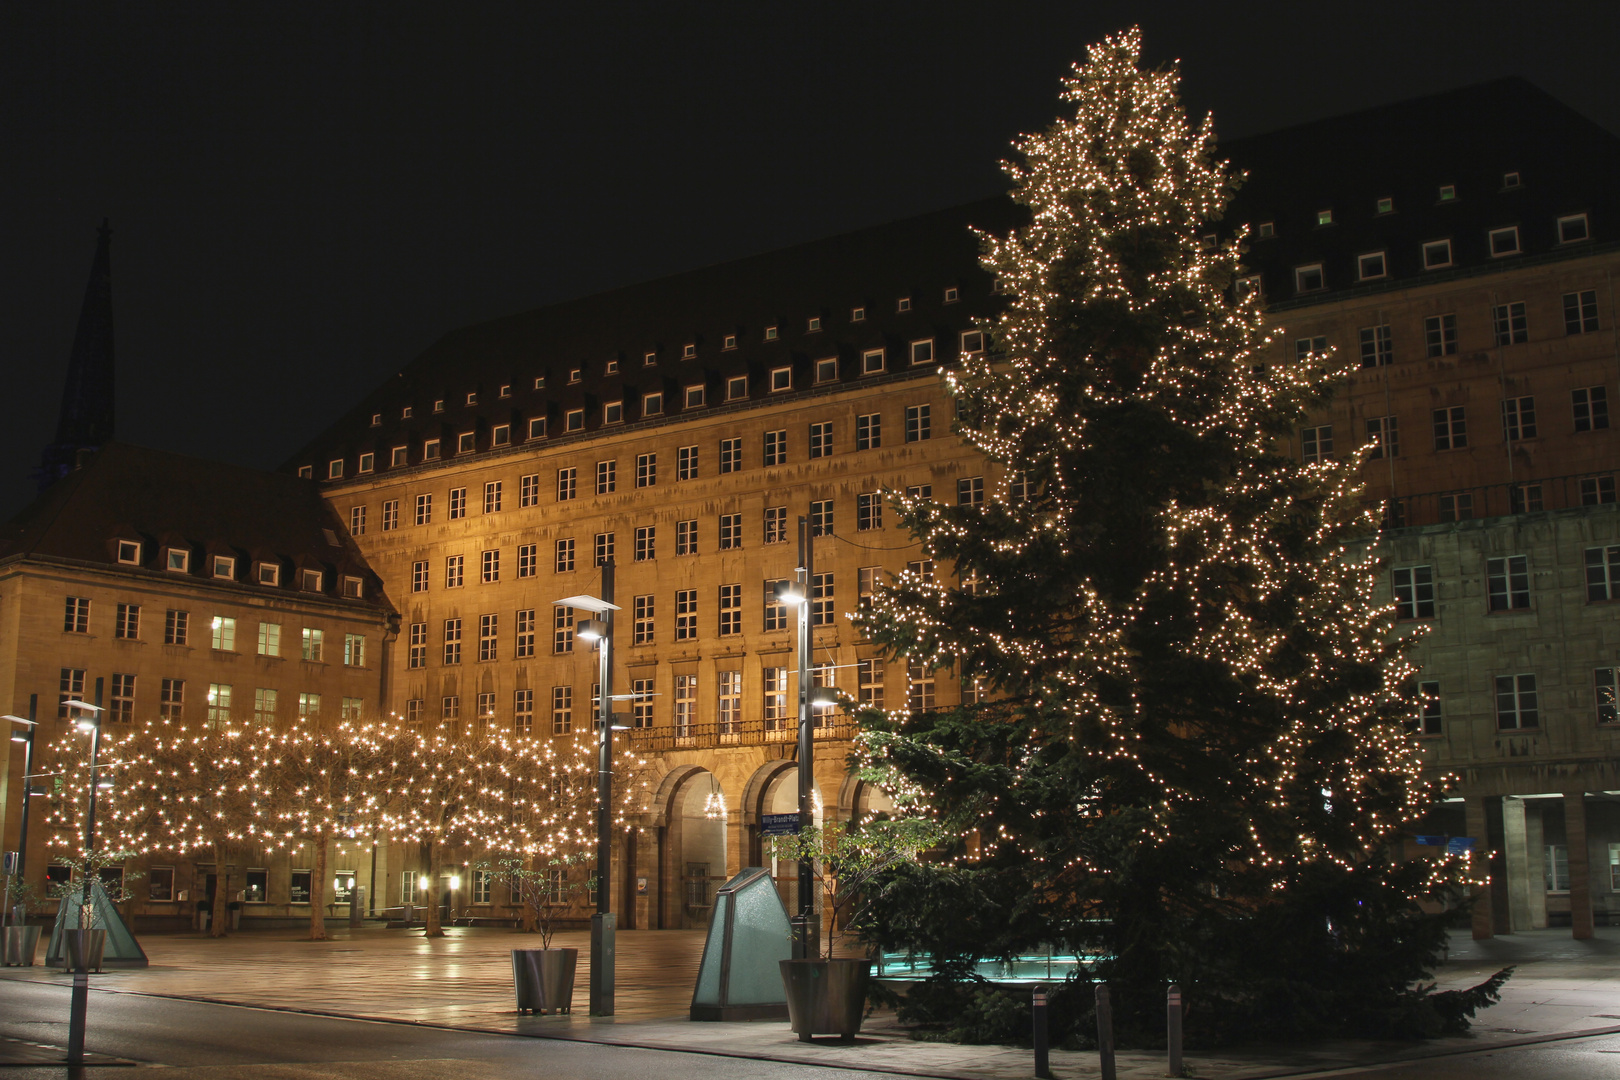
[625, 712, 858, 752]
[1381, 470, 1615, 531]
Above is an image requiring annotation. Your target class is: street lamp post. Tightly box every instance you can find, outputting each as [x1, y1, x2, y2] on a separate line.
[556, 558, 621, 1016]
[774, 517, 820, 959]
[3, 695, 41, 932]
[65, 680, 105, 1069]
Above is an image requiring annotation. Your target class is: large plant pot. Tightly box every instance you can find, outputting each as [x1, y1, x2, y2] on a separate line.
[65, 929, 107, 973]
[512, 947, 577, 1014]
[779, 958, 873, 1042]
[3, 925, 41, 967]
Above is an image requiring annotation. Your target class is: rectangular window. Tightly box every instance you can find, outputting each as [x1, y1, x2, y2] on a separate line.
[344, 633, 365, 667]
[769, 366, 792, 392]
[1358, 325, 1393, 367]
[1302, 425, 1333, 463]
[492, 424, 510, 447]
[633, 595, 654, 645]
[1546, 844, 1571, 893]
[1582, 476, 1617, 505]
[717, 670, 742, 733]
[1365, 416, 1398, 459]
[719, 583, 741, 636]
[57, 668, 86, 718]
[812, 572, 834, 627]
[719, 438, 741, 474]
[484, 481, 503, 513]
[1489, 226, 1521, 257]
[64, 596, 90, 633]
[961, 329, 985, 355]
[1422, 239, 1453, 269]
[631, 679, 654, 728]
[555, 538, 575, 573]
[557, 468, 577, 501]
[1586, 545, 1620, 600]
[381, 501, 398, 531]
[1487, 555, 1530, 611]
[905, 404, 931, 442]
[448, 487, 467, 519]
[512, 688, 534, 737]
[858, 659, 884, 708]
[349, 505, 367, 536]
[907, 662, 935, 713]
[442, 696, 460, 727]
[1502, 396, 1537, 441]
[596, 460, 616, 494]
[636, 453, 657, 488]
[478, 615, 497, 662]
[1495, 673, 1539, 730]
[861, 348, 885, 375]
[764, 580, 788, 631]
[1433, 406, 1467, 450]
[515, 609, 535, 658]
[211, 616, 236, 651]
[1559, 213, 1591, 244]
[1418, 680, 1442, 735]
[148, 866, 175, 902]
[676, 519, 698, 556]
[520, 473, 540, 507]
[677, 445, 698, 480]
[411, 560, 428, 593]
[957, 476, 985, 507]
[856, 412, 881, 450]
[257, 621, 280, 657]
[1595, 667, 1618, 725]
[910, 338, 935, 366]
[1008, 471, 1030, 504]
[763, 668, 787, 730]
[206, 683, 232, 728]
[1511, 483, 1544, 514]
[481, 548, 500, 583]
[164, 608, 188, 645]
[408, 622, 426, 669]
[727, 375, 747, 400]
[1564, 290, 1600, 335]
[157, 677, 183, 721]
[517, 544, 536, 578]
[553, 606, 574, 654]
[445, 554, 464, 588]
[642, 392, 663, 416]
[298, 692, 320, 719]
[1573, 387, 1610, 432]
[764, 430, 787, 466]
[252, 686, 276, 726]
[675, 589, 698, 641]
[815, 357, 838, 383]
[1424, 314, 1457, 357]
[1493, 301, 1528, 345]
[527, 417, 546, 440]
[566, 408, 584, 431]
[594, 532, 615, 565]
[1439, 492, 1474, 522]
[415, 493, 432, 526]
[1356, 251, 1387, 280]
[1294, 264, 1325, 292]
[857, 492, 883, 531]
[858, 566, 881, 609]
[764, 506, 787, 545]
[115, 602, 141, 640]
[809, 421, 832, 459]
[674, 675, 696, 737]
[301, 627, 323, 662]
[1392, 566, 1435, 620]
[908, 559, 936, 584]
[635, 526, 655, 561]
[443, 618, 462, 665]
[1293, 335, 1327, 361]
[551, 687, 573, 734]
[810, 499, 832, 537]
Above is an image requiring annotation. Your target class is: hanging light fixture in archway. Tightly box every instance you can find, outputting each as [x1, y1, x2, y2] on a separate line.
[704, 775, 728, 820]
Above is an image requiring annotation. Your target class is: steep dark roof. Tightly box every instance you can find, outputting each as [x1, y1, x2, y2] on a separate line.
[293, 78, 1618, 477]
[1, 442, 393, 614]
[37, 221, 117, 493]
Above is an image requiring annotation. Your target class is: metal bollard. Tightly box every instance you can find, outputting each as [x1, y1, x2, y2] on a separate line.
[1167, 983, 1184, 1077]
[1094, 982, 1116, 1080]
[1032, 986, 1052, 1079]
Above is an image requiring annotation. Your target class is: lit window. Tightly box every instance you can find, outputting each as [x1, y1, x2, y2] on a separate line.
[1316, 208, 1333, 226]
[1437, 185, 1456, 201]
[1376, 197, 1393, 214]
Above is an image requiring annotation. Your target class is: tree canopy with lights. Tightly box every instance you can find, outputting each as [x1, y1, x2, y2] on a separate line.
[856, 28, 1498, 1041]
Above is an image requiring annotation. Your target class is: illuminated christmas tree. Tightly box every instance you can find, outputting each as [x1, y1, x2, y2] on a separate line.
[857, 29, 1500, 1040]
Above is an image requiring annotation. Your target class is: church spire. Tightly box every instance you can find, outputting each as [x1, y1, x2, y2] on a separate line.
[37, 221, 116, 492]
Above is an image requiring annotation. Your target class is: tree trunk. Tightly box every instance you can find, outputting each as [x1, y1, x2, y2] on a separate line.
[309, 831, 330, 941]
[520, 858, 537, 933]
[423, 839, 444, 937]
[209, 842, 230, 938]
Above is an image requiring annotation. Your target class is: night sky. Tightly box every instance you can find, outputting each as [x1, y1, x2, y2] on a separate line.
[4, 1, 1617, 519]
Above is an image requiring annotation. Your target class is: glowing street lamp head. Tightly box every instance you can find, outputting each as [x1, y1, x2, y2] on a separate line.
[774, 580, 806, 606]
[576, 618, 607, 642]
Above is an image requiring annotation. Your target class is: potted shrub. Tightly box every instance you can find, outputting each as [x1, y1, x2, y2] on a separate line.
[497, 853, 590, 1015]
[47, 849, 138, 972]
[3, 880, 41, 967]
[771, 817, 939, 1041]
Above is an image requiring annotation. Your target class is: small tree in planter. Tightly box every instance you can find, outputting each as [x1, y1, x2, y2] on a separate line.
[769, 815, 941, 1040]
[489, 852, 593, 947]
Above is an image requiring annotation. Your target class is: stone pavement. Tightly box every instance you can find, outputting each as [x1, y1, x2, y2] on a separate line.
[2, 924, 1618, 1079]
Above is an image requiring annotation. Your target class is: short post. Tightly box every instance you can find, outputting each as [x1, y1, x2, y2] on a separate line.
[1032, 985, 1052, 1079]
[1167, 983, 1184, 1077]
[1094, 981, 1115, 1080]
[67, 925, 89, 1064]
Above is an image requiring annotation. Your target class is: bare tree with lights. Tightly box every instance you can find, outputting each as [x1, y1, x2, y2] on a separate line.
[855, 28, 1503, 1042]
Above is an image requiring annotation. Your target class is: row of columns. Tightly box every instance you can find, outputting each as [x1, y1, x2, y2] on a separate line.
[1466, 792, 1596, 940]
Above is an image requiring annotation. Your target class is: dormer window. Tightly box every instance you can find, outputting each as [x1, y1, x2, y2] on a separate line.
[300, 568, 323, 592]
[433, 399, 445, 413]
[726, 376, 748, 401]
[166, 548, 190, 573]
[358, 453, 374, 473]
[684, 385, 706, 408]
[770, 367, 792, 392]
[603, 401, 624, 424]
[1376, 197, 1394, 214]
[1256, 221, 1275, 239]
[1316, 209, 1333, 226]
[1489, 226, 1521, 257]
[566, 408, 584, 431]
[1294, 264, 1325, 293]
[491, 425, 510, 447]
[644, 350, 658, 365]
[1236, 274, 1262, 299]
[465, 392, 477, 406]
[815, 357, 839, 383]
[605, 359, 619, 375]
[298, 466, 313, 479]
[499, 384, 512, 397]
[1201, 234, 1217, 250]
[861, 348, 885, 375]
[1558, 213, 1590, 244]
[764, 326, 779, 341]
[721, 336, 737, 351]
[327, 459, 344, 480]
[851, 306, 866, 322]
[117, 540, 142, 565]
[910, 338, 936, 365]
[1356, 252, 1388, 281]
[423, 438, 441, 460]
[642, 391, 663, 416]
[568, 368, 582, 384]
[944, 286, 960, 303]
[402, 406, 413, 419]
[534, 375, 546, 389]
[257, 562, 280, 587]
[528, 417, 547, 439]
[212, 555, 236, 580]
[1503, 172, 1521, 188]
[342, 576, 363, 599]
[457, 431, 476, 453]
[1422, 239, 1454, 270]
[807, 317, 822, 332]
[1438, 185, 1456, 201]
[370, 413, 382, 427]
[391, 446, 408, 467]
[896, 297, 912, 312]
[682, 343, 697, 359]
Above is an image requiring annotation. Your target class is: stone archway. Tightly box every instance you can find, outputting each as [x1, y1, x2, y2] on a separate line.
[744, 759, 825, 916]
[653, 766, 729, 930]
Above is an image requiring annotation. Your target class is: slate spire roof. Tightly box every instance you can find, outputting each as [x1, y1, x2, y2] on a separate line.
[37, 221, 117, 493]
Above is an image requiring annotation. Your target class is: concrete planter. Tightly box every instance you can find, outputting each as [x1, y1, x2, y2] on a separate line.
[512, 947, 577, 1014]
[779, 958, 872, 1042]
[3, 925, 41, 966]
[65, 928, 106, 973]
